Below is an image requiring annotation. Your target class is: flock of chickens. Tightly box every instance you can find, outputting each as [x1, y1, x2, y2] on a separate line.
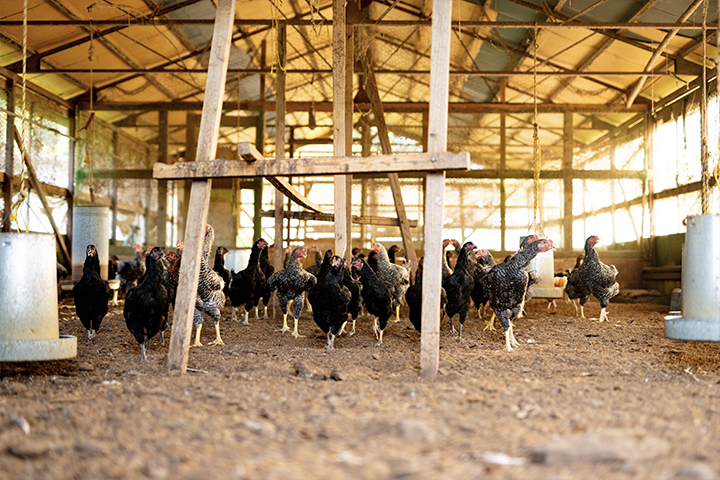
[71, 225, 620, 360]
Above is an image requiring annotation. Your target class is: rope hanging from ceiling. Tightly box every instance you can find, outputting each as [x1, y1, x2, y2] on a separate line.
[531, 26, 542, 237]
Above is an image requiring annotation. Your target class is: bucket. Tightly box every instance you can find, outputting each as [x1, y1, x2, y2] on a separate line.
[72, 206, 110, 280]
[0, 232, 76, 361]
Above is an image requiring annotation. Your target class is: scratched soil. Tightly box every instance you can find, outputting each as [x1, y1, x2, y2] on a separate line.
[2, 295, 720, 480]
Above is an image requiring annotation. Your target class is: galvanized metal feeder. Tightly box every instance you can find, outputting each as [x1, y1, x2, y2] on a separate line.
[665, 214, 720, 341]
[0, 232, 76, 361]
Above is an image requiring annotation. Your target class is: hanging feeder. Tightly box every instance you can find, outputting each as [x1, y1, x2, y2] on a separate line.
[665, 214, 720, 341]
[0, 233, 76, 361]
[527, 247, 564, 299]
[71, 205, 110, 280]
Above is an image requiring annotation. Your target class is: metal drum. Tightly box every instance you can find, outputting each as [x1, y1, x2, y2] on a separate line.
[665, 214, 720, 341]
[0, 232, 76, 361]
[72, 205, 110, 280]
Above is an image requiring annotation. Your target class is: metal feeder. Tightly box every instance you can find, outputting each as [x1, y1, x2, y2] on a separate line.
[71, 205, 110, 280]
[0, 233, 76, 361]
[665, 214, 720, 341]
[525, 239, 564, 299]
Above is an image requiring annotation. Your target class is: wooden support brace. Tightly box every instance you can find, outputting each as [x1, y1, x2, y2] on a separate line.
[167, 0, 237, 374]
[12, 126, 71, 263]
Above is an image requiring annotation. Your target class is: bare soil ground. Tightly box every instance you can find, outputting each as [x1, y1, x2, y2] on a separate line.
[2, 295, 720, 480]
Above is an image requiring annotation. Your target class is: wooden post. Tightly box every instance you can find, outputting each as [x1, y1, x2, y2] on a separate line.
[66, 109, 75, 258]
[274, 21, 286, 320]
[646, 111, 656, 265]
[421, 0, 452, 380]
[180, 112, 198, 241]
[610, 141, 616, 245]
[3, 78, 14, 233]
[499, 79, 506, 251]
[333, 0, 349, 258]
[157, 109, 169, 246]
[144, 145, 152, 248]
[111, 130, 118, 244]
[167, 0, 238, 373]
[562, 111, 573, 251]
[254, 115, 264, 242]
[344, 25, 354, 261]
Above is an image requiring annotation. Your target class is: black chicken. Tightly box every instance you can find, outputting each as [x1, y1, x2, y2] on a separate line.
[578, 235, 619, 322]
[73, 245, 111, 341]
[443, 241, 476, 338]
[308, 255, 352, 349]
[123, 246, 168, 361]
[305, 245, 323, 278]
[164, 241, 183, 311]
[116, 242, 146, 294]
[351, 257, 394, 346]
[267, 247, 317, 338]
[564, 253, 589, 317]
[258, 245, 275, 319]
[471, 248, 496, 330]
[228, 238, 267, 325]
[483, 238, 553, 352]
[405, 259, 447, 332]
[367, 249, 379, 272]
[341, 260, 363, 335]
[213, 246, 231, 297]
[388, 245, 400, 264]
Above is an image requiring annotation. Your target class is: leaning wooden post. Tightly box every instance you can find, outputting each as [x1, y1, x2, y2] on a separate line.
[274, 21, 286, 319]
[167, 0, 237, 373]
[420, 0, 452, 380]
[333, 0, 349, 258]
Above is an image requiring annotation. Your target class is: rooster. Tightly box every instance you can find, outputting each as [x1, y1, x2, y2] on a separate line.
[308, 255, 352, 349]
[578, 236, 619, 322]
[73, 245, 111, 341]
[351, 257, 394, 346]
[191, 225, 226, 347]
[228, 238, 267, 325]
[484, 238, 553, 352]
[565, 253, 589, 318]
[123, 246, 168, 361]
[267, 247, 317, 338]
[116, 242, 146, 293]
[443, 241, 476, 338]
[372, 243, 410, 323]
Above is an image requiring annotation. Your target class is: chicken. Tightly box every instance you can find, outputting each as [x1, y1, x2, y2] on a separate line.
[123, 246, 168, 361]
[578, 235, 620, 322]
[388, 245, 400, 264]
[116, 242, 146, 294]
[191, 225, 226, 347]
[351, 257, 394, 346]
[471, 249, 496, 330]
[367, 249, 379, 272]
[565, 253, 590, 318]
[308, 255, 352, 349]
[164, 241, 182, 311]
[305, 245, 323, 278]
[405, 258, 447, 332]
[372, 242, 410, 323]
[483, 238, 553, 352]
[72, 245, 111, 341]
[213, 246, 230, 297]
[441, 239, 454, 280]
[341, 259, 363, 335]
[267, 246, 317, 338]
[257, 245, 275, 319]
[108, 255, 118, 281]
[442, 241, 476, 338]
[228, 238, 267, 325]
[547, 272, 569, 310]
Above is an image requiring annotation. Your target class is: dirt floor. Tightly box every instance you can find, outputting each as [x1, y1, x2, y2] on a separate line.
[2, 293, 720, 480]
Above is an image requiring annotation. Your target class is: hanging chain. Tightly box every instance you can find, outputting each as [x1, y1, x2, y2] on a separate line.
[532, 26, 541, 235]
[700, 0, 710, 214]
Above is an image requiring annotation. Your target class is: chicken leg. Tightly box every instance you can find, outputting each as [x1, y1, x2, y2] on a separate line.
[191, 324, 203, 347]
[394, 305, 401, 323]
[324, 331, 336, 350]
[598, 307, 608, 323]
[140, 340, 149, 362]
[291, 315, 304, 338]
[242, 310, 250, 325]
[209, 323, 225, 346]
[483, 313, 496, 332]
[278, 313, 291, 333]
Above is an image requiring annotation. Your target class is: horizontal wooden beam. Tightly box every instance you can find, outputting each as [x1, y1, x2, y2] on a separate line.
[353, 168, 648, 180]
[0, 19, 713, 29]
[153, 151, 471, 180]
[259, 210, 419, 227]
[32, 68, 683, 77]
[82, 101, 648, 114]
[0, 176, 69, 198]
